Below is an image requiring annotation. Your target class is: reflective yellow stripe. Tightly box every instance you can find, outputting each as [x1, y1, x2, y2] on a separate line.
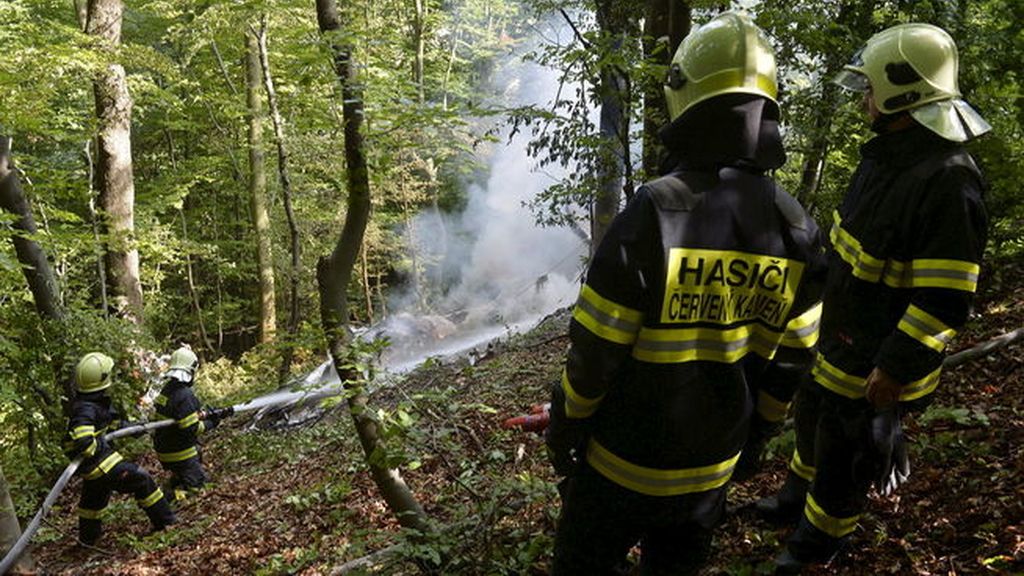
[883, 259, 979, 291]
[831, 212, 979, 292]
[813, 354, 942, 401]
[898, 365, 942, 401]
[789, 448, 815, 481]
[78, 507, 105, 520]
[71, 425, 96, 439]
[82, 452, 123, 480]
[811, 355, 867, 399]
[138, 488, 165, 509]
[178, 412, 200, 429]
[83, 439, 98, 458]
[780, 302, 822, 349]
[757, 390, 790, 423]
[586, 439, 739, 497]
[632, 323, 782, 364]
[830, 213, 885, 283]
[572, 284, 643, 345]
[561, 368, 602, 419]
[157, 446, 198, 463]
[897, 305, 957, 352]
[804, 493, 859, 538]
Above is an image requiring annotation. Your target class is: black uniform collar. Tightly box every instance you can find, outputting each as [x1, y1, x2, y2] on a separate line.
[658, 93, 786, 175]
[861, 122, 959, 168]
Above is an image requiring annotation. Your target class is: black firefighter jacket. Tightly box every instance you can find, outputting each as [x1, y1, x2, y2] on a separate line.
[554, 163, 828, 497]
[812, 124, 988, 407]
[64, 393, 125, 480]
[153, 380, 216, 464]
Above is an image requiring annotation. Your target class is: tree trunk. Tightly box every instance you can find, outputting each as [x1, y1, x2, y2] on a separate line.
[642, 0, 690, 178]
[86, 0, 144, 323]
[413, 0, 426, 104]
[796, 0, 875, 210]
[0, 464, 36, 575]
[591, 2, 637, 253]
[0, 137, 64, 322]
[255, 18, 301, 379]
[246, 28, 278, 345]
[315, 0, 431, 538]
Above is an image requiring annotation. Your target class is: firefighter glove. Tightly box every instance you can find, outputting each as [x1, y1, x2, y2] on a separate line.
[871, 407, 911, 496]
[204, 406, 234, 424]
[865, 367, 902, 410]
[545, 416, 588, 477]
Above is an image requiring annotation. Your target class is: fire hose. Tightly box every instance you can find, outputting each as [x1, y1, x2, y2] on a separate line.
[0, 386, 343, 575]
[501, 403, 550, 432]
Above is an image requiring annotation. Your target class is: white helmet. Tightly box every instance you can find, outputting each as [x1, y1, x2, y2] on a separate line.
[166, 346, 199, 383]
[834, 23, 990, 141]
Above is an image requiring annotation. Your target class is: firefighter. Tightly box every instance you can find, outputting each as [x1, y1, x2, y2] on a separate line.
[64, 352, 177, 545]
[152, 346, 232, 503]
[758, 23, 990, 573]
[545, 11, 827, 575]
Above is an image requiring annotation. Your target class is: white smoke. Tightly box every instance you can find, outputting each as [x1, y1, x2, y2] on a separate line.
[372, 21, 588, 369]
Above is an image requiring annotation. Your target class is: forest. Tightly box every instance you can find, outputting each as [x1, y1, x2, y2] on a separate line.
[0, 0, 1021, 574]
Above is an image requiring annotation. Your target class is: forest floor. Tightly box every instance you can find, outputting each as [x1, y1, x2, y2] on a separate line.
[28, 256, 1024, 576]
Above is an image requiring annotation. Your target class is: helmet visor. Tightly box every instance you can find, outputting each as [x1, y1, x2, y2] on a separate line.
[166, 368, 194, 383]
[833, 68, 870, 92]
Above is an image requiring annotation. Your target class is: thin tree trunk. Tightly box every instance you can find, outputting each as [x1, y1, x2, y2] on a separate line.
[316, 0, 431, 538]
[642, 0, 689, 178]
[413, 0, 426, 104]
[441, 21, 460, 111]
[796, 1, 874, 210]
[82, 140, 110, 315]
[246, 28, 277, 345]
[86, 0, 144, 323]
[591, 2, 636, 253]
[361, 241, 374, 324]
[255, 18, 302, 379]
[0, 137, 64, 322]
[0, 464, 36, 575]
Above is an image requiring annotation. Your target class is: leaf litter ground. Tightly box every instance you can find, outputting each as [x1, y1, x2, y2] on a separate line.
[31, 259, 1023, 575]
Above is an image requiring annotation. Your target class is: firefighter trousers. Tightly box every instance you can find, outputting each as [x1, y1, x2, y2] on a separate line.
[551, 462, 724, 576]
[162, 455, 209, 501]
[78, 461, 176, 544]
[783, 387, 877, 563]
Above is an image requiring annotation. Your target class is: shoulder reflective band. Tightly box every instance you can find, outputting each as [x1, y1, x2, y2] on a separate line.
[81, 452, 123, 481]
[757, 390, 790, 423]
[789, 448, 815, 481]
[561, 368, 602, 419]
[586, 439, 739, 497]
[804, 493, 859, 538]
[898, 304, 957, 352]
[831, 211, 980, 292]
[812, 354, 942, 401]
[156, 446, 199, 463]
[830, 211, 886, 283]
[572, 284, 643, 345]
[661, 248, 804, 329]
[138, 488, 165, 509]
[70, 425, 96, 440]
[780, 302, 822, 349]
[177, 412, 200, 429]
[632, 323, 783, 364]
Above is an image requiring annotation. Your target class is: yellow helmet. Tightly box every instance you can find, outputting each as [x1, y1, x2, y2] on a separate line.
[834, 23, 990, 141]
[76, 352, 114, 394]
[663, 11, 778, 122]
[167, 346, 198, 383]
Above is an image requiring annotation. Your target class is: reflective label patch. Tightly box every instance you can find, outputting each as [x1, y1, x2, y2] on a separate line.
[661, 248, 805, 328]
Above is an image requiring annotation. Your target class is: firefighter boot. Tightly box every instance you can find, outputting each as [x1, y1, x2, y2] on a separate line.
[144, 497, 178, 533]
[755, 472, 807, 525]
